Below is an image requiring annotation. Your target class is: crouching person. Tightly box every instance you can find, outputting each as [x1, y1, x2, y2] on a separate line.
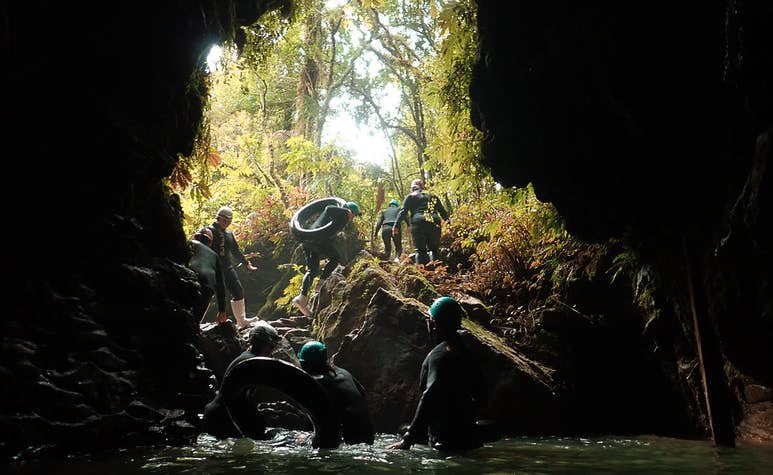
[297, 340, 375, 445]
[201, 321, 281, 439]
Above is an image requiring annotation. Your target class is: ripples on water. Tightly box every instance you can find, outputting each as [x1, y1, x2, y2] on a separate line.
[8, 431, 773, 474]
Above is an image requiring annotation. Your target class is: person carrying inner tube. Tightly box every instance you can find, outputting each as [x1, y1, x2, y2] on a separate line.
[374, 198, 409, 262]
[297, 340, 375, 446]
[189, 227, 228, 324]
[292, 201, 361, 317]
[387, 296, 484, 452]
[207, 206, 259, 329]
[201, 321, 281, 440]
[394, 179, 449, 265]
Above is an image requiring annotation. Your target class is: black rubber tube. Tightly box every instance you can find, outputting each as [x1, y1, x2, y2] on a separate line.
[220, 357, 341, 448]
[289, 197, 348, 241]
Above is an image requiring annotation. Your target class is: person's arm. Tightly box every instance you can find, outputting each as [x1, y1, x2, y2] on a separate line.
[226, 231, 257, 271]
[393, 197, 411, 236]
[373, 212, 384, 237]
[328, 205, 351, 224]
[388, 356, 439, 449]
[435, 196, 450, 222]
[401, 206, 411, 227]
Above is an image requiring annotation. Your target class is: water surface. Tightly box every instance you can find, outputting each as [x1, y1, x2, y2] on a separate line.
[8, 431, 773, 474]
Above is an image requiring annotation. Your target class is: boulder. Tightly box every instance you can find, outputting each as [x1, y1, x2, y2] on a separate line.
[333, 287, 558, 434]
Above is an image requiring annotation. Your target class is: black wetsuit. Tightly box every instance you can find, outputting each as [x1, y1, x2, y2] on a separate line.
[189, 240, 226, 320]
[403, 332, 483, 451]
[374, 205, 409, 259]
[300, 205, 352, 296]
[207, 222, 251, 301]
[315, 367, 375, 445]
[395, 190, 449, 264]
[201, 350, 269, 440]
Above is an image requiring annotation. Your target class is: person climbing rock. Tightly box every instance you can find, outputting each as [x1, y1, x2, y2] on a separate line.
[207, 206, 259, 329]
[387, 296, 484, 452]
[188, 227, 228, 324]
[297, 340, 375, 445]
[201, 321, 281, 439]
[374, 198, 409, 262]
[292, 201, 361, 317]
[394, 179, 449, 265]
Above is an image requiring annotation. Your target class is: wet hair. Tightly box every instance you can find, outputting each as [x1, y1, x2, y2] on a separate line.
[249, 321, 280, 354]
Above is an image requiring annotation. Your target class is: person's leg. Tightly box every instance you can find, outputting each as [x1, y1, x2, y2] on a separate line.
[393, 228, 403, 257]
[294, 248, 318, 317]
[224, 266, 255, 328]
[223, 266, 244, 301]
[320, 246, 341, 279]
[427, 224, 442, 262]
[381, 227, 393, 259]
[412, 222, 430, 264]
[300, 249, 320, 296]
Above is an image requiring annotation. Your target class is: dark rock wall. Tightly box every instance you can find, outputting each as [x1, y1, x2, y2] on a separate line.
[471, 1, 771, 241]
[1, 0, 292, 461]
[471, 0, 772, 441]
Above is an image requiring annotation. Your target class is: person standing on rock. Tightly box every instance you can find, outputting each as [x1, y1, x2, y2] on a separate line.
[292, 201, 361, 317]
[201, 321, 281, 439]
[394, 179, 449, 265]
[297, 340, 375, 445]
[374, 199, 409, 262]
[188, 227, 228, 324]
[207, 206, 258, 329]
[387, 296, 483, 451]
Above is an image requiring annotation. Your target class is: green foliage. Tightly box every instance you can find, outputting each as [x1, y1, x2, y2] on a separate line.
[607, 247, 661, 331]
[168, 0, 666, 354]
[282, 137, 347, 185]
[277, 264, 306, 307]
[422, 0, 486, 201]
[444, 185, 582, 317]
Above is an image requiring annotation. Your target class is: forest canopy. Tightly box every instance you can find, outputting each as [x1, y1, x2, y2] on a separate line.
[170, 0, 585, 325]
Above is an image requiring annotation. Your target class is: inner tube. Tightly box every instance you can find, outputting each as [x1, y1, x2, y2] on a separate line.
[290, 197, 347, 241]
[220, 357, 341, 448]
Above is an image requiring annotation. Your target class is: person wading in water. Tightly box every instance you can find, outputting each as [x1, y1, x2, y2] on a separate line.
[388, 296, 484, 451]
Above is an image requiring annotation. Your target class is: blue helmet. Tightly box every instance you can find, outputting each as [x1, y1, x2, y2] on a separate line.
[388, 199, 399, 207]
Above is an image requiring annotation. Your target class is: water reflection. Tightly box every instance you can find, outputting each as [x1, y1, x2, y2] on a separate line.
[8, 431, 773, 474]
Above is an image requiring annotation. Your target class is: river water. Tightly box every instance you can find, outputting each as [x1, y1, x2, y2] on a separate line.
[8, 431, 773, 474]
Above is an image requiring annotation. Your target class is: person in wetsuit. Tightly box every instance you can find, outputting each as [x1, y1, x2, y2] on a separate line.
[207, 206, 258, 329]
[292, 201, 361, 317]
[394, 179, 450, 264]
[298, 340, 375, 445]
[374, 199, 409, 262]
[189, 227, 228, 324]
[388, 296, 484, 451]
[201, 321, 281, 439]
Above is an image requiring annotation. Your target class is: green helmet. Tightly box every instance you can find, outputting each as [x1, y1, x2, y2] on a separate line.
[345, 201, 361, 216]
[298, 340, 328, 371]
[388, 199, 399, 207]
[428, 296, 463, 329]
